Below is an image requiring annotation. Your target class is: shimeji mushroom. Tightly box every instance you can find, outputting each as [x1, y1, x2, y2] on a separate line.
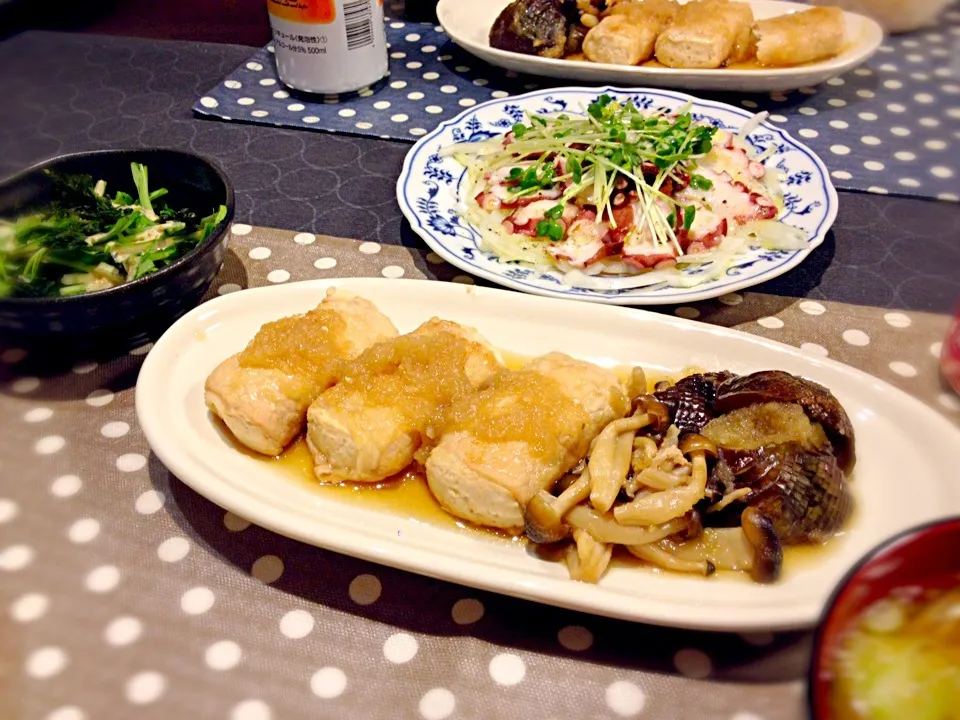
[523, 469, 593, 544]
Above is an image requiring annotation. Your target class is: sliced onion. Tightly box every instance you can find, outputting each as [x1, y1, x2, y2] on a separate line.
[736, 111, 770, 144]
[728, 220, 808, 251]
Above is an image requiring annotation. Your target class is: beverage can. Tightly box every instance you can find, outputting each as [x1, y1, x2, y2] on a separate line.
[942, 303, 960, 395]
[267, 0, 388, 94]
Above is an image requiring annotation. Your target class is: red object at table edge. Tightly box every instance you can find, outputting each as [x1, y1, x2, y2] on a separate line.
[808, 516, 960, 720]
[942, 304, 960, 394]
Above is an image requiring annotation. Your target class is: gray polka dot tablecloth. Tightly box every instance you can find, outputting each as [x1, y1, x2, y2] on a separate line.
[2, 224, 958, 720]
[193, 9, 960, 201]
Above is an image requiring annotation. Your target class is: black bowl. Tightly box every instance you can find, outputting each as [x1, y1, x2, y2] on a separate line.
[0, 149, 234, 356]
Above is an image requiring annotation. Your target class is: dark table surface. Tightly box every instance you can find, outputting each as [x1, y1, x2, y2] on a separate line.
[1, 30, 958, 314]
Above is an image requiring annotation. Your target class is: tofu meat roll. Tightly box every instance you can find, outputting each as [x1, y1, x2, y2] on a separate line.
[655, 0, 754, 69]
[306, 319, 503, 483]
[425, 353, 630, 531]
[755, 7, 845, 67]
[205, 288, 398, 456]
[583, 0, 678, 66]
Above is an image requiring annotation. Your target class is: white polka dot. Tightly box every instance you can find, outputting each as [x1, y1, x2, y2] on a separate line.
[250, 110, 269, 118]
[287, 103, 305, 112]
[938, 393, 960, 412]
[72, 360, 98, 374]
[373, 100, 391, 110]
[675, 648, 712, 678]
[452, 275, 474, 285]
[889, 361, 918, 378]
[118, 453, 147, 473]
[126, 671, 166, 704]
[407, 91, 425, 100]
[258, 78, 276, 86]
[231, 700, 272, 720]
[237, 97, 255, 106]
[473, 78, 489, 86]
[24, 407, 53, 423]
[314, 257, 337, 270]
[798, 107, 817, 116]
[0, 498, 16, 524]
[135, 489, 164, 514]
[181, 587, 215, 615]
[868, 187, 889, 195]
[349, 573, 381, 604]
[272, 91, 289, 99]
[926, 140, 948, 150]
[12, 376, 40, 393]
[861, 136, 881, 146]
[843, 329, 870, 346]
[915, 93, 935, 104]
[157, 536, 190, 562]
[279, 609, 314, 639]
[832, 171, 852, 181]
[426, 252, 444, 265]
[224, 80, 241, 89]
[358, 90, 374, 98]
[827, 77, 844, 86]
[26, 646, 67, 678]
[421, 45, 437, 53]
[355, 121, 373, 130]
[381, 265, 405, 279]
[718, 292, 743, 306]
[931, 341, 943, 358]
[488, 653, 525, 686]
[884, 312, 911, 328]
[799, 129, 818, 138]
[730, 713, 763, 720]
[129, 343, 153, 356]
[246, 61, 263, 70]
[891, 127, 911, 136]
[383, 632, 419, 664]
[558, 625, 593, 651]
[797, 300, 826, 316]
[311, 667, 347, 699]
[828, 99, 847, 107]
[830, 145, 850, 156]
[390, 113, 409, 123]
[419, 688, 456, 720]
[857, 90, 875, 99]
[800, 343, 829, 357]
[267, 270, 290, 284]
[10, 592, 49, 622]
[390, 81, 407, 90]
[757, 316, 784, 329]
[46, 708, 86, 720]
[410, 128, 427, 136]
[606, 680, 646, 717]
[0, 544, 33, 571]
[291, 232, 315, 246]
[770, 92, 787, 102]
[895, 151, 917, 162]
[1, 348, 27, 363]
[390, 21, 404, 28]
[231, 223, 253, 236]
[938, 193, 959, 202]
[459, 98, 476, 107]
[206, 640, 242, 671]
[405, 33, 421, 41]
[741, 631, 775, 646]
[358, 241, 381, 255]
[422, 72, 440, 81]
[85, 565, 120, 593]
[864, 161, 885, 171]
[451, 598, 484, 624]
[302, 116, 320, 124]
[252, 555, 284, 583]
[425, 105, 443, 114]
[673, 306, 700, 319]
[35, 435, 65, 455]
[887, 103, 906, 113]
[51, 475, 81, 497]
[199, 96, 218, 108]
[68, 518, 100, 544]
[104, 616, 143, 646]
[884, 79, 903, 89]
[248, 247, 272, 261]
[932, 166, 954, 178]
[859, 112, 877, 121]
[100, 421, 130, 438]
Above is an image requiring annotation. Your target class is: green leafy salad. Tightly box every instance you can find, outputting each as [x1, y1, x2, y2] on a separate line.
[0, 163, 227, 299]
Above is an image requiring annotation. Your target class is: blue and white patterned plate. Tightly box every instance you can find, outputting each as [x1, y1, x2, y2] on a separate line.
[397, 86, 838, 306]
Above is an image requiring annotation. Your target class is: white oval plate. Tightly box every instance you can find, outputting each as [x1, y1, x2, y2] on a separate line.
[137, 278, 960, 631]
[397, 86, 837, 306]
[437, 0, 884, 93]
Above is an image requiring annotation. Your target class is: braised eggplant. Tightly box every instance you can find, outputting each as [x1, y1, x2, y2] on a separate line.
[653, 371, 734, 434]
[489, 0, 571, 59]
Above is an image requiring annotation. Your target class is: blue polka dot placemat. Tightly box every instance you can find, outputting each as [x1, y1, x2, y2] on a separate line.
[194, 14, 960, 201]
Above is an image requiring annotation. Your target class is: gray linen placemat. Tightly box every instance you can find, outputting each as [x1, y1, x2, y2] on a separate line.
[1, 225, 956, 720]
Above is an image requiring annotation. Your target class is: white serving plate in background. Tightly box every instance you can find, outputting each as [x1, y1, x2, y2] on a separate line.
[437, 0, 884, 93]
[136, 278, 960, 631]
